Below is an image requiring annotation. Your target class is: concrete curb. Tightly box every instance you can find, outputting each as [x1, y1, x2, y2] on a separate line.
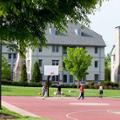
[2, 101, 40, 118]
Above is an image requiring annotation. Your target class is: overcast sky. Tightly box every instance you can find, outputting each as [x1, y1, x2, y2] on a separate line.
[89, 0, 120, 55]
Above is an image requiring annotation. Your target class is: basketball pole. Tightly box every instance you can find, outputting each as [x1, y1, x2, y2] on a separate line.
[47, 73, 53, 97]
[47, 75, 50, 97]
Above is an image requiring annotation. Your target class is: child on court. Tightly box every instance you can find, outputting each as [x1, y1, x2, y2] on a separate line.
[78, 84, 85, 100]
[98, 85, 103, 98]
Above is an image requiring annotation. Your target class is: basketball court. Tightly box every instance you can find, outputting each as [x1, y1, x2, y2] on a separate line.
[2, 96, 120, 120]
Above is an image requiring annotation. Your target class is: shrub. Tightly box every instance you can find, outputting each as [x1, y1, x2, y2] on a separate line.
[2, 80, 42, 87]
[32, 61, 41, 83]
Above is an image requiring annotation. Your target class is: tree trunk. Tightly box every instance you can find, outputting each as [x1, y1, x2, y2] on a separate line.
[13, 54, 26, 81]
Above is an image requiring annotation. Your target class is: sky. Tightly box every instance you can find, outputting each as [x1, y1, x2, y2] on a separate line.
[89, 0, 120, 55]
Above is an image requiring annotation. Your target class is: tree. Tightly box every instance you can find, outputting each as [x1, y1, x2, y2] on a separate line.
[32, 61, 41, 83]
[20, 63, 27, 83]
[64, 47, 92, 83]
[105, 53, 111, 81]
[0, 0, 107, 53]
[0, 0, 107, 82]
[2, 56, 11, 81]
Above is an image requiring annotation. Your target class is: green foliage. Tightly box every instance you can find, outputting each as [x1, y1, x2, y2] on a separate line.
[105, 54, 111, 81]
[2, 56, 11, 80]
[64, 47, 92, 81]
[20, 64, 27, 83]
[101, 81, 119, 89]
[0, 0, 107, 54]
[32, 61, 41, 83]
[2, 80, 42, 87]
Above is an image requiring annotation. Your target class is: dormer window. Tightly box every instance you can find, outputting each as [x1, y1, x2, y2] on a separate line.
[49, 28, 67, 36]
[74, 29, 81, 35]
[81, 32, 93, 37]
[49, 28, 56, 35]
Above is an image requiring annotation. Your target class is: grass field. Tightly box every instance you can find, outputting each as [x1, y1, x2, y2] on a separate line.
[2, 85, 120, 98]
[0, 107, 50, 120]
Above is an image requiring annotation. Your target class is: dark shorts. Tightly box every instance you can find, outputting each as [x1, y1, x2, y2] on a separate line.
[99, 90, 103, 94]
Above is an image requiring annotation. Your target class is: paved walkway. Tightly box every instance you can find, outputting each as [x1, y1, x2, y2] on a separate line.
[2, 96, 120, 120]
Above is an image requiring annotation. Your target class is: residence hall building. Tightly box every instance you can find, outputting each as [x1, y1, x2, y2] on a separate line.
[111, 26, 120, 83]
[15, 23, 105, 84]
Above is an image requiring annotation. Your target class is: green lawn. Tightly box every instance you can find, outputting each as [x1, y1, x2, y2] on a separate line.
[0, 107, 50, 120]
[2, 85, 120, 98]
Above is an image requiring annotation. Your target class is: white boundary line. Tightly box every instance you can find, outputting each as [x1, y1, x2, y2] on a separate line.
[66, 111, 79, 120]
[2, 101, 40, 118]
[107, 110, 120, 115]
[66, 110, 108, 120]
[69, 102, 109, 106]
[66, 109, 120, 120]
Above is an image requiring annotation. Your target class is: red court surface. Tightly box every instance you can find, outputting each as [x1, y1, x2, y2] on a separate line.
[2, 96, 120, 120]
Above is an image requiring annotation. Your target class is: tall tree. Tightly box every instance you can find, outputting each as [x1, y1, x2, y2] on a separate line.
[64, 47, 92, 83]
[32, 61, 41, 83]
[2, 56, 11, 81]
[20, 63, 27, 83]
[0, 0, 107, 52]
[105, 53, 111, 81]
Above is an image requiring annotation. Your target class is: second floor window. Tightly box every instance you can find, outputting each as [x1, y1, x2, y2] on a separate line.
[39, 48, 42, 52]
[52, 45, 59, 52]
[52, 60, 59, 65]
[13, 53, 16, 59]
[39, 59, 42, 67]
[8, 54, 11, 59]
[63, 47, 67, 54]
[63, 62, 65, 69]
[95, 47, 98, 54]
[95, 61, 98, 68]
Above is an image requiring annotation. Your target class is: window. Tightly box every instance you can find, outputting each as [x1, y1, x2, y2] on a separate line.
[81, 32, 93, 37]
[52, 45, 59, 52]
[63, 75, 67, 83]
[63, 62, 65, 69]
[70, 75, 73, 83]
[39, 48, 42, 52]
[55, 29, 67, 36]
[52, 75, 59, 81]
[74, 29, 81, 35]
[52, 60, 59, 65]
[95, 47, 98, 54]
[95, 61, 98, 68]
[63, 47, 67, 54]
[39, 59, 42, 67]
[8, 54, 11, 59]
[94, 74, 99, 81]
[13, 53, 16, 59]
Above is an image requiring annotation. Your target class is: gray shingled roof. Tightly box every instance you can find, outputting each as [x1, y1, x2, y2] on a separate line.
[45, 23, 106, 47]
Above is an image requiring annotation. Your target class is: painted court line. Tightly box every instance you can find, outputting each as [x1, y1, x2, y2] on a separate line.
[66, 110, 107, 120]
[69, 102, 109, 106]
[107, 110, 120, 115]
[2, 101, 40, 118]
[66, 111, 79, 120]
